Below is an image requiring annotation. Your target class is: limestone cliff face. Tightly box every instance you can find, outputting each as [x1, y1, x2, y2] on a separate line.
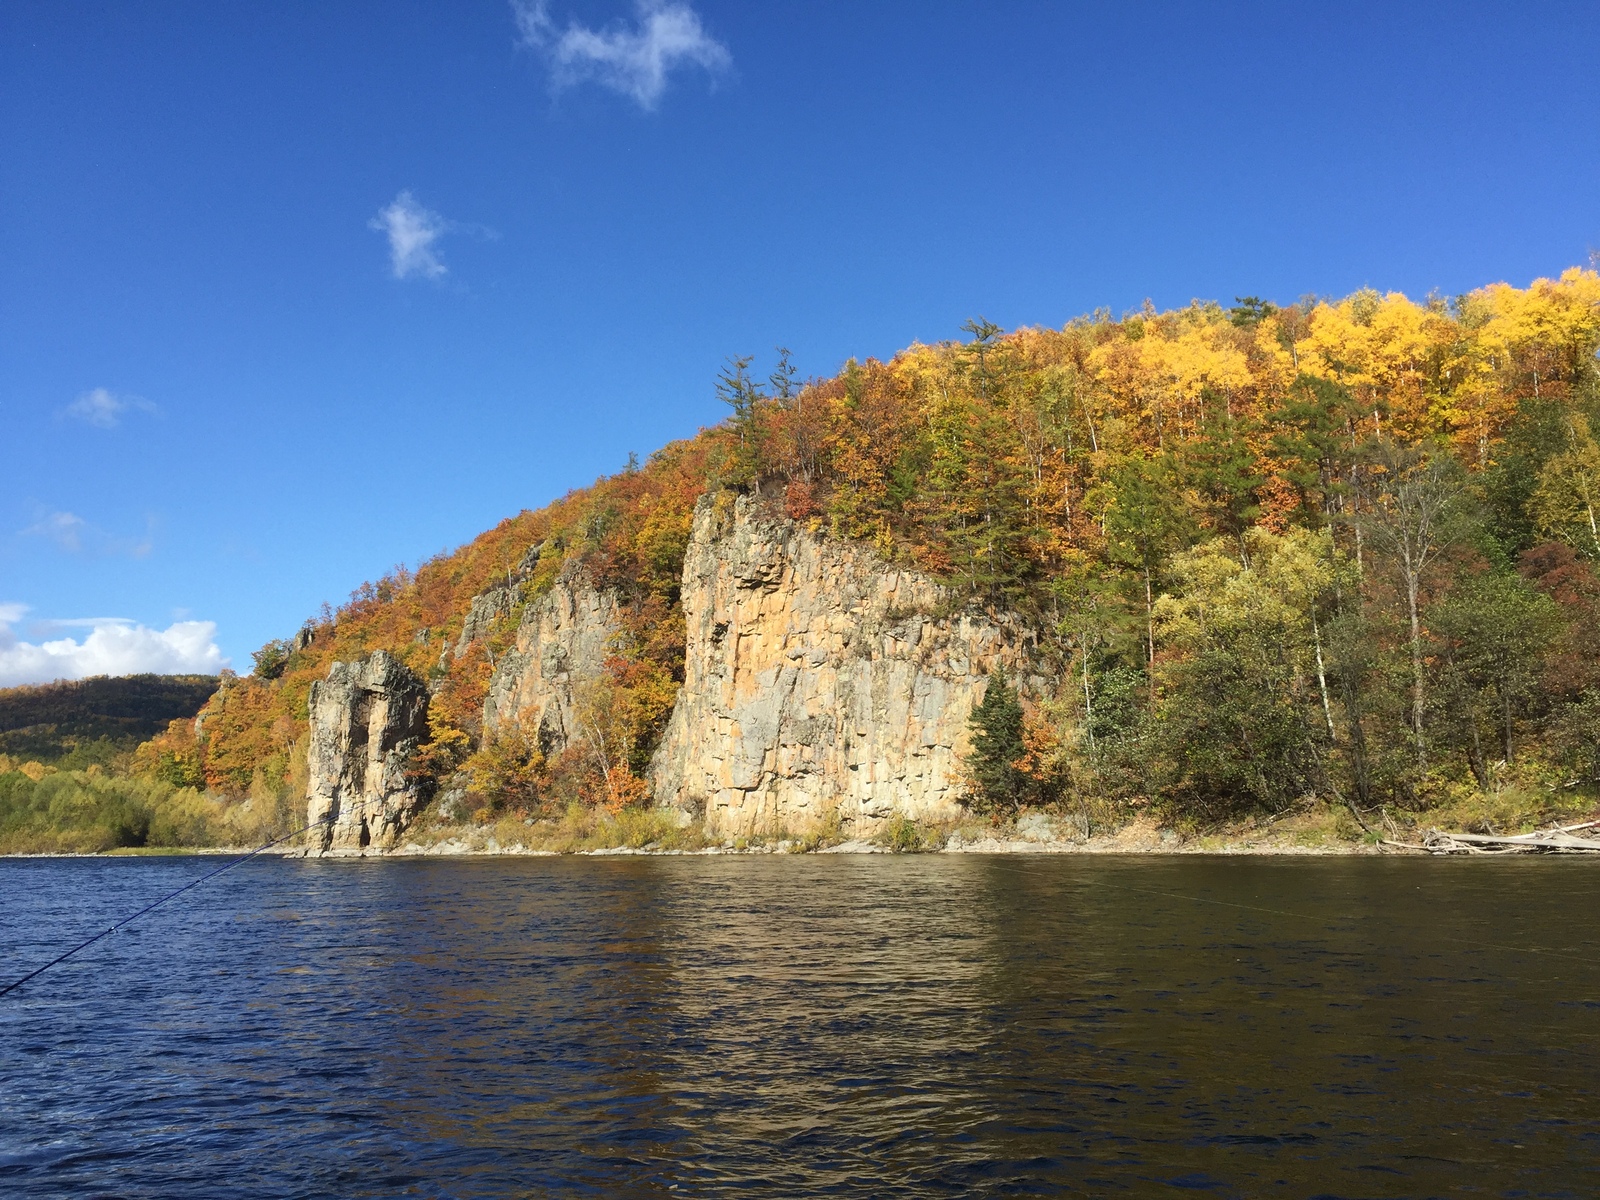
[650, 494, 1041, 837]
[481, 574, 622, 751]
[305, 651, 430, 853]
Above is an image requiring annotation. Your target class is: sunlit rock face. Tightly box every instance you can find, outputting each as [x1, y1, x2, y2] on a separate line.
[650, 493, 1040, 838]
[480, 574, 623, 755]
[450, 542, 544, 663]
[305, 651, 430, 853]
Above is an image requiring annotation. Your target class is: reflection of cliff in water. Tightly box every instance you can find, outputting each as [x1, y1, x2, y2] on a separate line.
[265, 859, 1013, 1192]
[650, 858, 1001, 1189]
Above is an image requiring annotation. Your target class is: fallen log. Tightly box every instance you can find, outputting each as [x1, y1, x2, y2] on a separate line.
[1420, 824, 1600, 855]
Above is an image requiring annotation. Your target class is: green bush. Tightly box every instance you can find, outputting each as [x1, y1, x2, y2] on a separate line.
[0, 764, 292, 853]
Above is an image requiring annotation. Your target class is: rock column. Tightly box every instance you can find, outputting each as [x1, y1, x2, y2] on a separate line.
[305, 651, 430, 853]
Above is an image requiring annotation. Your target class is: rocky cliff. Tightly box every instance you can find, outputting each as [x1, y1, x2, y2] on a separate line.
[303, 499, 1044, 849]
[450, 542, 544, 663]
[649, 494, 1041, 838]
[305, 651, 430, 853]
[481, 573, 623, 752]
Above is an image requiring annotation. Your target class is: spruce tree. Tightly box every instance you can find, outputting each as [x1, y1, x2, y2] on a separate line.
[968, 669, 1027, 815]
[715, 354, 765, 486]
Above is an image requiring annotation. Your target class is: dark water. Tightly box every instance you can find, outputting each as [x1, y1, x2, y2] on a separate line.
[2, 855, 1598, 1198]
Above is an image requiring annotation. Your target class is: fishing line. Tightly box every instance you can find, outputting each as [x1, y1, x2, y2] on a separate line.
[969, 853, 1600, 965]
[0, 815, 332, 999]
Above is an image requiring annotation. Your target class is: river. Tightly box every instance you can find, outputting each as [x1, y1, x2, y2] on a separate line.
[2, 855, 1596, 1197]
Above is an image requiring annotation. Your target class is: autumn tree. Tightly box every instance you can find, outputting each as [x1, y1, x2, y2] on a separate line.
[1531, 413, 1600, 559]
[1149, 529, 1339, 815]
[1430, 572, 1561, 768]
[1352, 441, 1466, 764]
[1102, 455, 1194, 686]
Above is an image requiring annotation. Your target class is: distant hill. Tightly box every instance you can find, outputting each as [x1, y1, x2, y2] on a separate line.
[0, 674, 220, 767]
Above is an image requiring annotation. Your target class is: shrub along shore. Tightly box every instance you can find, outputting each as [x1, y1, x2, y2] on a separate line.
[4, 780, 1589, 858]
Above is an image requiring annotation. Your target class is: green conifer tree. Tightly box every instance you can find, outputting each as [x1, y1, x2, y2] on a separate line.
[968, 669, 1027, 815]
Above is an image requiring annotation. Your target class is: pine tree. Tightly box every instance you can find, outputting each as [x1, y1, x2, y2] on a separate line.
[968, 669, 1026, 815]
[716, 354, 766, 487]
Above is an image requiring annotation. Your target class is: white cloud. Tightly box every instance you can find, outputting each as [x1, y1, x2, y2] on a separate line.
[513, 0, 730, 110]
[23, 511, 87, 553]
[370, 191, 449, 280]
[20, 509, 153, 558]
[64, 387, 157, 429]
[0, 606, 228, 688]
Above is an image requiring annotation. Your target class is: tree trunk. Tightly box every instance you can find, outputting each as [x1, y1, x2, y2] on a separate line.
[1144, 566, 1156, 705]
[1312, 609, 1335, 738]
[1466, 724, 1488, 788]
[1584, 487, 1599, 557]
[1342, 684, 1373, 808]
[1081, 643, 1095, 750]
[1405, 573, 1425, 766]
[1501, 689, 1514, 763]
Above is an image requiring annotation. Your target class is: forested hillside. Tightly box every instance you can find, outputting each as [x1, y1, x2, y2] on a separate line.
[0, 675, 218, 768]
[9, 266, 1599, 850]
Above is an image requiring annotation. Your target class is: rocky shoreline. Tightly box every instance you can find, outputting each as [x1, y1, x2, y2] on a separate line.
[273, 811, 1389, 857]
[24, 808, 1593, 860]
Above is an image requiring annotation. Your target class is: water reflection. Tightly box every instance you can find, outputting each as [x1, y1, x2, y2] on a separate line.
[654, 859, 1000, 1193]
[1, 855, 1597, 1198]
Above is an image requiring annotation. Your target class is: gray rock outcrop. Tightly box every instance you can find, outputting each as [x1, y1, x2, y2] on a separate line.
[305, 651, 430, 853]
[649, 494, 1041, 838]
[449, 542, 545, 662]
[481, 573, 623, 753]
[454, 586, 518, 658]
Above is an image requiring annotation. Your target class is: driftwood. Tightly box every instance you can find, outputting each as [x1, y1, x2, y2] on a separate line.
[1398, 819, 1600, 855]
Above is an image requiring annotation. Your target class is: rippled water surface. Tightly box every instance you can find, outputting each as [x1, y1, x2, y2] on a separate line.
[2, 854, 1598, 1198]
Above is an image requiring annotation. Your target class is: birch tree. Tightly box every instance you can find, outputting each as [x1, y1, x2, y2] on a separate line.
[1354, 441, 1465, 765]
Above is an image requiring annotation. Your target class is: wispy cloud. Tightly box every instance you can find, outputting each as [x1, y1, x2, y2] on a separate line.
[63, 387, 157, 429]
[0, 606, 227, 688]
[370, 191, 449, 280]
[23, 511, 87, 553]
[21, 509, 154, 558]
[513, 0, 731, 110]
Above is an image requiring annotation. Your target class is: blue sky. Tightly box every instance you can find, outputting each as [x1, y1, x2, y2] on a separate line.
[2, 0, 1597, 684]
